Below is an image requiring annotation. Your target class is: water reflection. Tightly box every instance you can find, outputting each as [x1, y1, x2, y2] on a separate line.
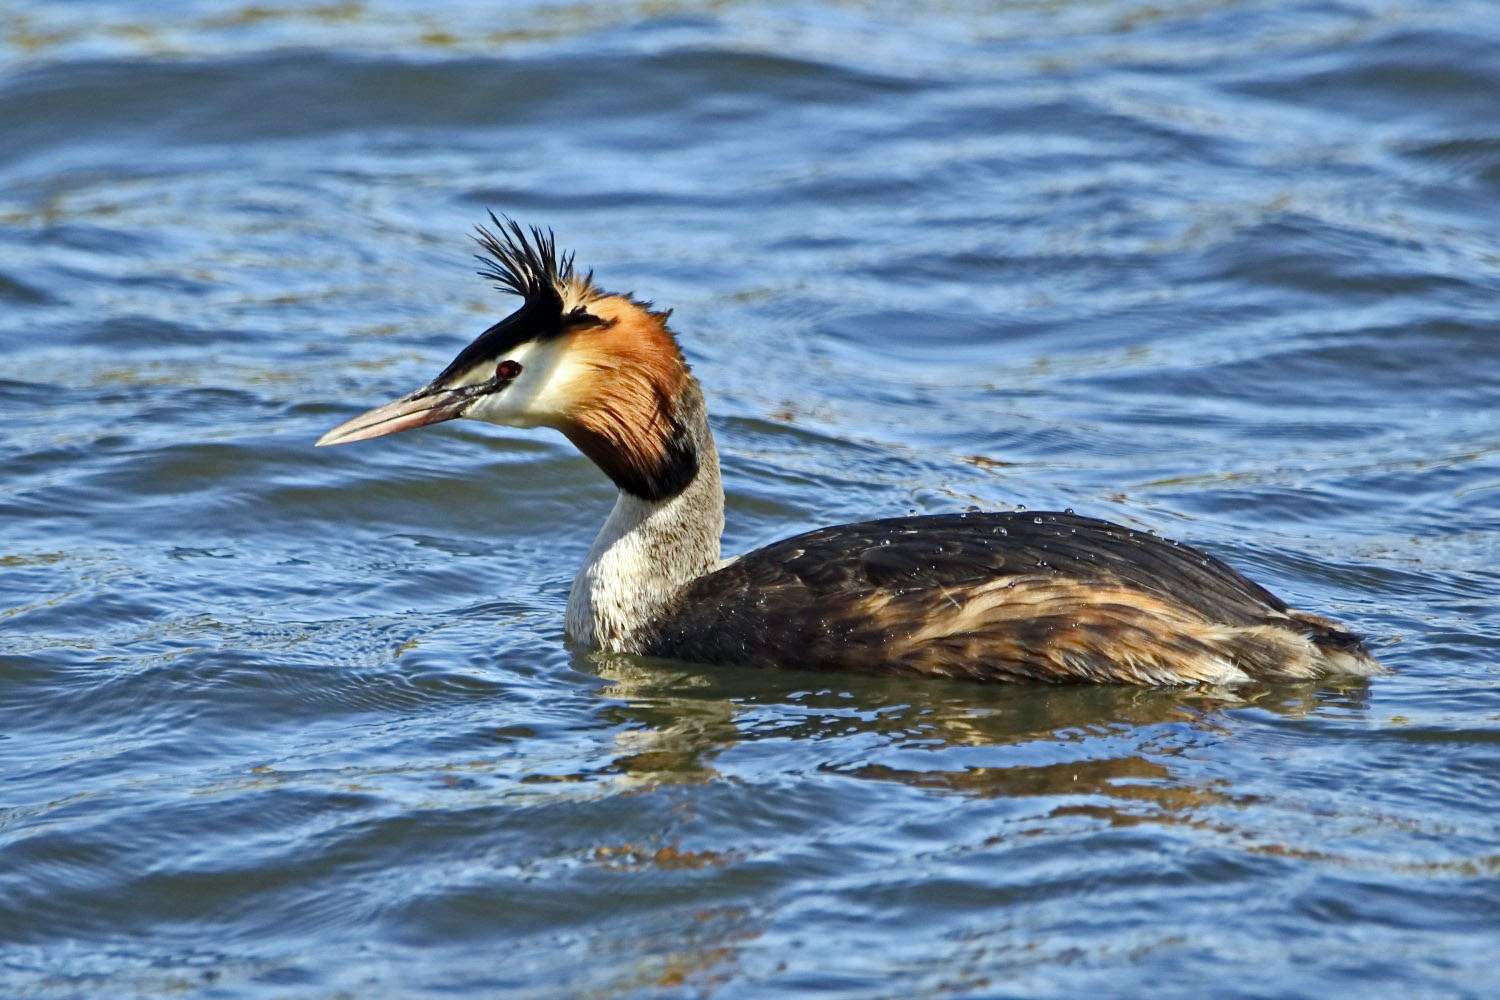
[583, 649, 1374, 814]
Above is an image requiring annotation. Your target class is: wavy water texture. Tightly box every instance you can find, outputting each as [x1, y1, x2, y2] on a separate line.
[3, 1, 1500, 998]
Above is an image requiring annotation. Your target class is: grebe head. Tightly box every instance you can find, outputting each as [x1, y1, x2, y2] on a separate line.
[317, 215, 701, 500]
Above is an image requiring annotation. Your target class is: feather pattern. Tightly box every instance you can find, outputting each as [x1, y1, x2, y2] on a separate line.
[643, 511, 1378, 684]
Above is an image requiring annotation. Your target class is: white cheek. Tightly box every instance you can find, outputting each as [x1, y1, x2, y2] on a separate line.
[464, 339, 580, 427]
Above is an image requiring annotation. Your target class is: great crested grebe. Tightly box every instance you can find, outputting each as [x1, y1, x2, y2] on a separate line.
[317, 218, 1379, 685]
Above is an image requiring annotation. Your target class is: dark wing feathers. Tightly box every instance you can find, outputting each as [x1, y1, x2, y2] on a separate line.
[643, 511, 1365, 683]
[689, 511, 1288, 622]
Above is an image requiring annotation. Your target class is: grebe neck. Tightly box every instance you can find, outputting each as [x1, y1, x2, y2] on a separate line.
[564, 381, 723, 652]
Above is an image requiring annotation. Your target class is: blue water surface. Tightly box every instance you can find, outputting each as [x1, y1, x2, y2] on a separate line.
[3, 2, 1499, 997]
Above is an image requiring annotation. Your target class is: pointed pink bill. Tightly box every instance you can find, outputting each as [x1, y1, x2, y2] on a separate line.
[315, 387, 467, 446]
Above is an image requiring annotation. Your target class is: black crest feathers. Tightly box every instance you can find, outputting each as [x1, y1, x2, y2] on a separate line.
[422, 215, 595, 384]
[473, 212, 577, 307]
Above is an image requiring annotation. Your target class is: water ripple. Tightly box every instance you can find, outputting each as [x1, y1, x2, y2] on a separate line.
[4, 1, 1500, 997]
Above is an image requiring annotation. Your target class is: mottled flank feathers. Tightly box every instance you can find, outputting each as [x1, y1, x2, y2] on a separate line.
[644, 511, 1380, 685]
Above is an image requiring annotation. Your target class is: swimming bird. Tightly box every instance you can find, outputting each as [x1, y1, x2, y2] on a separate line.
[317, 218, 1379, 685]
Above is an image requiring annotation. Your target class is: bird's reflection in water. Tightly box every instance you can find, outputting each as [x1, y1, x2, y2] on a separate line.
[582, 648, 1374, 814]
[567, 650, 1374, 992]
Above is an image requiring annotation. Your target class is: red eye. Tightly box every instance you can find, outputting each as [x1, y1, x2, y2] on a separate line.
[496, 360, 522, 380]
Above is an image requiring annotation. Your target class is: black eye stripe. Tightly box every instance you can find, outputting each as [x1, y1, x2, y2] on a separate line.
[433, 299, 613, 391]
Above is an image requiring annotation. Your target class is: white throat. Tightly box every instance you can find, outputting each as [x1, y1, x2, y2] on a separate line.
[564, 411, 724, 653]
